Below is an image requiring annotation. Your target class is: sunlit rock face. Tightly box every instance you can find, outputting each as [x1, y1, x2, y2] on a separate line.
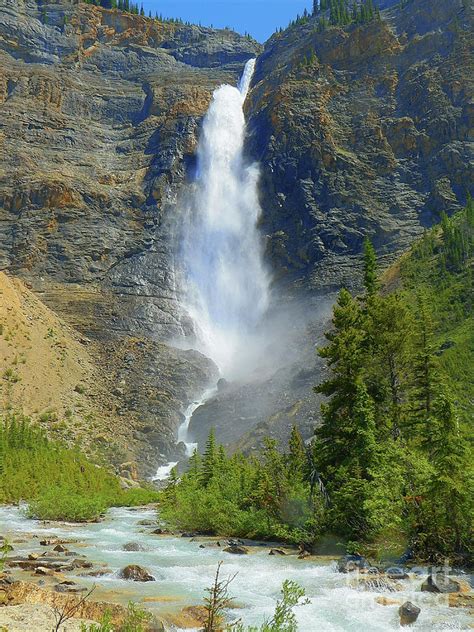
[247, 0, 473, 296]
[0, 0, 258, 474]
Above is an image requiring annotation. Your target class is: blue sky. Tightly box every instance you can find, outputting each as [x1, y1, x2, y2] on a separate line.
[141, 0, 314, 42]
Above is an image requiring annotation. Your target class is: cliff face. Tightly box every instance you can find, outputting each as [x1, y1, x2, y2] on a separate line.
[0, 0, 473, 466]
[248, 0, 473, 295]
[0, 0, 258, 474]
[188, 0, 474, 453]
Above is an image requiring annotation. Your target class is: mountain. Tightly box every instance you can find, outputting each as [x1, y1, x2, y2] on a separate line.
[0, 0, 472, 472]
[248, 0, 473, 294]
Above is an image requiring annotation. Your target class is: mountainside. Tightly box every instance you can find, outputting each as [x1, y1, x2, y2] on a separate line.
[0, 0, 256, 473]
[0, 0, 472, 472]
[248, 0, 473, 293]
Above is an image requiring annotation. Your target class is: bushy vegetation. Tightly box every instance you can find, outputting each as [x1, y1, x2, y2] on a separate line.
[0, 415, 159, 521]
[160, 425, 317, 543]
[162, 202, 474, 563]
[80, 602, 152, 632]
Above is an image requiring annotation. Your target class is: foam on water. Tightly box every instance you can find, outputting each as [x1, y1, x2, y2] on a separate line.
[0, 506, 471, 631]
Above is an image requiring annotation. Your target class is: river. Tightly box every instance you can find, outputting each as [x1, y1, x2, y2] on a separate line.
[1, 505, 472, 631]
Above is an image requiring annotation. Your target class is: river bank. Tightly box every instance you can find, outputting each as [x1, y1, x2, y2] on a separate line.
[0, 505, 473, 631]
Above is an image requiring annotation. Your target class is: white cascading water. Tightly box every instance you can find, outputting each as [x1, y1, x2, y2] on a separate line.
[180, 58, 270, 379]
[155, 60, 268, 479]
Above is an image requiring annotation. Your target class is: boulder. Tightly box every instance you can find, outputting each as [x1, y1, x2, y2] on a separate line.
[53, 544, 68, 553]
[0, 588, 9, 605]
[119, 461, 138, 481]
[399, 601, 421, 626]
[224, 545, 249, 555]
[337, 554, 369, 573]
[353, 575, 403, 593]
[386, 566, 409, 580]
[122, 542, 146, 552]
[421, 573, 462, 594]
[119, 565, 155, 582]
[269, 549, 286, 556]
[34, 567, 52, 576]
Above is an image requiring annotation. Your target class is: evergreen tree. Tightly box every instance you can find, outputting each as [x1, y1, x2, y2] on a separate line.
[287, 425, 307, 479]
[410, 292, 440, 426]
[314, 288, 366, 475]
[416, 388, 473, 560]
[366, 293, 413, 435]
[201, 429, 218, 486]
[363, 237, 378, 297]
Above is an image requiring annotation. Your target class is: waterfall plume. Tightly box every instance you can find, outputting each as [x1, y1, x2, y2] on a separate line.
[180, 59, 270, 379]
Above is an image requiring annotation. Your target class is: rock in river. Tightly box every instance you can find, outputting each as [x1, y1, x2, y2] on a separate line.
[421, 573, 462, 594]
[119, 565, 155, 582]
[224, 545, 249, 555]
[122, 542, 147, 552]
[399, 601, 421, 626]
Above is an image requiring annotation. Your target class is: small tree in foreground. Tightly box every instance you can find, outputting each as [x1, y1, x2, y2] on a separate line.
[202, 563, 309, 632]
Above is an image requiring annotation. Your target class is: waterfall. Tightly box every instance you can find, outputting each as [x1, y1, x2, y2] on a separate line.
[180, 58, 270, 379]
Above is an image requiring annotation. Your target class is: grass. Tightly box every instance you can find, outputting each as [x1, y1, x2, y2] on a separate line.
[0, 414, 160, 521]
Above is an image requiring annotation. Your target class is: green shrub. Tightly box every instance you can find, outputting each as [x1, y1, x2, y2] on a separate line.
[0, 414, 156, 521]
[28, 487, 109, 522]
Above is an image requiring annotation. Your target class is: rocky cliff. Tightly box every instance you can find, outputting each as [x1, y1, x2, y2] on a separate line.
[0, 0, 472, 468]
[191, 0, 474, 453]
[248, 0, 473, 294]
[0, 0, 258, 474]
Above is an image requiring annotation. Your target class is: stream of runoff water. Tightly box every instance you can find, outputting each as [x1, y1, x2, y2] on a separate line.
[1, 506, 472, 631]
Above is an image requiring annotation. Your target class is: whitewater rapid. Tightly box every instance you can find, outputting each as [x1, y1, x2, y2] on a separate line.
[1, 506, 471, 632]
[180, 58, 269, 379]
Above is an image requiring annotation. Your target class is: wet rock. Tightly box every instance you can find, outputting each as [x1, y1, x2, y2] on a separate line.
[386, 567, 410, 580]
[119, 565, 155, 582]
[72, 559, 93, 569]
[352, 575, 403, 593]
[28, 553, 39, 561]
[54, 584, 88, 594]
[34, 567, 52, 576]
[337, 554, 369, 573]
[399, 601, 421, 626]
[80, 568, 112, 578]
[53, 544, 68, 553]
[224, 545, 249, 555]
[448, 593, 474, 609]
[421, 573, 462, 594]
[269, 549, 286, 556]
[122, 542, 146, 552]
[137, 520, 156, 526]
